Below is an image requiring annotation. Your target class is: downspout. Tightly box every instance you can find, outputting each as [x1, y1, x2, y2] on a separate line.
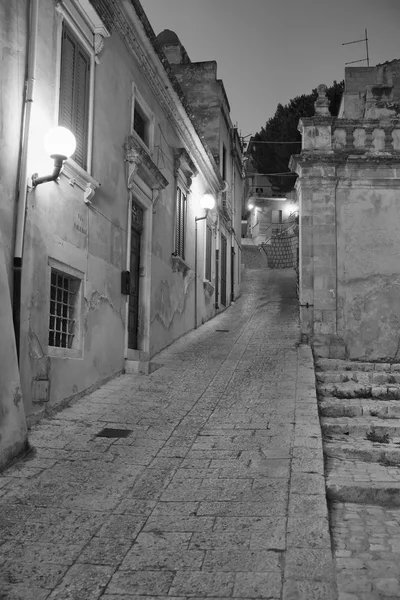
[13, 0, 39, 359]
[194, 217, 198, 329]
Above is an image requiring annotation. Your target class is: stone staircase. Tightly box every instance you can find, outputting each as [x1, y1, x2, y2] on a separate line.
[316, 358, 400, 598]
[316, 358, 400, 506]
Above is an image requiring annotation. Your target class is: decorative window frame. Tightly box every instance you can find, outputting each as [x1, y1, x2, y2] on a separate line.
[47, 257, 85, 359]
[131, 85, 155, 156]
[54, 0, 108, 186]
[171, 148, 197, 276]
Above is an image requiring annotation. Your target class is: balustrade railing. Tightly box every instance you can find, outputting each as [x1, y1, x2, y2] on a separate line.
[299, 117, 400, 154]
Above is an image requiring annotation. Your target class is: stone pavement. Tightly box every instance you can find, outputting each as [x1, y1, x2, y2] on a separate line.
[331, 502, 400, 600]
[0, 269, 336, 600]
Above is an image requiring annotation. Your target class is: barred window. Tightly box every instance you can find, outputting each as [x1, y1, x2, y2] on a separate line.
[48, 270, 80, 349]
[205, 224, 212, 281]
[175, 187, 186, 259]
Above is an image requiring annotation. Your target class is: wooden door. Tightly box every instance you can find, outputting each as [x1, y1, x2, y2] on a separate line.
[128, 200, 143, 349]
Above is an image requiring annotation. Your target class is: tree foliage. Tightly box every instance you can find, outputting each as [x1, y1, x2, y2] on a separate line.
[249, 80, 344, 193]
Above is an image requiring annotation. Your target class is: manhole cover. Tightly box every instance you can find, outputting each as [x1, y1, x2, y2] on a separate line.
[96, 428, 132, 438]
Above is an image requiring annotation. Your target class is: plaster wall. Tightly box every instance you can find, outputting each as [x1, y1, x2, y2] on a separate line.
[0, 1, 27, 289]
[0, 229, 27, 469]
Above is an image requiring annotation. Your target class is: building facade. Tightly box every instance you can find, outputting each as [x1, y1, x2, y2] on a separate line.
[291, 68, 400, 360]
[0, 0, 243, 467]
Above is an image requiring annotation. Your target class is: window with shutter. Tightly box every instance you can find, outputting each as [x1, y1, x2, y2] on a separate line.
[175, 187, 186, 259]
[59, 23, 90, 170]
[205, 225, 212, 282]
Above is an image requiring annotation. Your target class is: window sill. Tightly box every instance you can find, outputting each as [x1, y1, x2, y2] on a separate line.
[61, 159, 100, 201]
[48, 346, 83, 359]
[203, 280, 215, 295]
[172, 254, 191, 277]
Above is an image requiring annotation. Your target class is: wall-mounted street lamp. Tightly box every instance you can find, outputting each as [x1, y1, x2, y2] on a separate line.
[194, 193, 216, 329]
[31, 126, 76, 187]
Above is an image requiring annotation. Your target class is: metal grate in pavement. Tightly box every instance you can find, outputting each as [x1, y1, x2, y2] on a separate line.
[215, 329, 229, 332]
[96, 427, 133, 438]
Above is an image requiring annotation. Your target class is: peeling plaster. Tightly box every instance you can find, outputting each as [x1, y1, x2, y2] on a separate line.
[13, 385, 22, 409]
[151, 272, 194, 330]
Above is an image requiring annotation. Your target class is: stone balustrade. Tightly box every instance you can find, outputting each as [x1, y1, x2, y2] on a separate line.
[299, 117, 400, 154]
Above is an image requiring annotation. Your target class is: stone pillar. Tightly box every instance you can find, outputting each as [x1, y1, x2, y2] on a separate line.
[289, 84, 345, 358]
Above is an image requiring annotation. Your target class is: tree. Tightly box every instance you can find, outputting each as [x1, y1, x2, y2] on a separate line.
[249, 80, 344, 194]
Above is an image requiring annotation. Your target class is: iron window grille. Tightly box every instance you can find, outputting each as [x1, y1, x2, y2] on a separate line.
[48, 270, 80, 349]
[205, 224, 212, 281]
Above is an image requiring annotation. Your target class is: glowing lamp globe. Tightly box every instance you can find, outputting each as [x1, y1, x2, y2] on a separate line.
[44, 126, 76, 160]
[200, 194, 215, 210]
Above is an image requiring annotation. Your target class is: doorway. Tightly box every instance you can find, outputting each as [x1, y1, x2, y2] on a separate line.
[128, 199, 143, 349]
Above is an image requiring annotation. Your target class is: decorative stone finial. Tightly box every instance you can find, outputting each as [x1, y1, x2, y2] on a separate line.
[314, 84, 331, 116]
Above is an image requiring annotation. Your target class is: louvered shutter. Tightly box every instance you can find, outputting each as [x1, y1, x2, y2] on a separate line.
[59, 28, 75, 133]
[175, 188, 186, 259]
[181, 191, 186, 259]
[59, 24, 90, 169]
[175, 188, 181, 256]
[205, 225, 212, 281]
[74, 47, 90, 169]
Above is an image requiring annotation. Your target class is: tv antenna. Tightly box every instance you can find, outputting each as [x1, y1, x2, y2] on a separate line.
[342, 29, 369, 66]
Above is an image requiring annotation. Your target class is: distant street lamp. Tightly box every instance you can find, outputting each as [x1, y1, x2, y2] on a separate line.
[32, 126, 76, 187]
[194, 193, 216, 329]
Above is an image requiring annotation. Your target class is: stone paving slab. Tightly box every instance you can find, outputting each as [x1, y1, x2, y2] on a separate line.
[0, 270, 336, 599]
[332, 502, 400, 600]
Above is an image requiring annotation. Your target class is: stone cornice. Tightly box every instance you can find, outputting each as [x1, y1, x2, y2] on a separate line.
[90, 0, 223, 193]
[300, 116, 400, 128]
[290, 152, 400, 167]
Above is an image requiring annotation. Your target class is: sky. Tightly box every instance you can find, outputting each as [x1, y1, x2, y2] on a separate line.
[140, 0, 400, 138]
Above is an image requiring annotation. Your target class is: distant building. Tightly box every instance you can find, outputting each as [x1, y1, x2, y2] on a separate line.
[242, 153, 298, 268]
[0, 0, 243, 467]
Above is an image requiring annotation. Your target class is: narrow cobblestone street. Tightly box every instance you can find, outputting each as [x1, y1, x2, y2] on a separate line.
[0, 269, 335, 600]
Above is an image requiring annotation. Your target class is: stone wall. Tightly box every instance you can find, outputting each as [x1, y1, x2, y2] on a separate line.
[290, 82, 400, 361]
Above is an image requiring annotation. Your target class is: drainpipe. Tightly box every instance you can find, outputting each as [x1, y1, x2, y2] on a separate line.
[13, 0, 39, 359]
[194, 217, 198, 330]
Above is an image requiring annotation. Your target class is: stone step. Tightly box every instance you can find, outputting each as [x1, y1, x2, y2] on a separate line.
[318, 382, 400, 399]
[316, 371, 400, 385]
[321, 416, 400, 439]
[315, 358, 400, 373]
[324, 438, 400, 465]
[326, 456, 400, 506]
[319, 397, 400, 419]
